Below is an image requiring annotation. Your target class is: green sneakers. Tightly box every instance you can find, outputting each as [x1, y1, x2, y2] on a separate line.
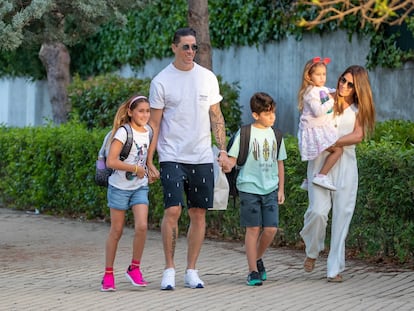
[257, 258, 267, 281]
[246, 271, 263, 286]
[245, 258, 267, 286]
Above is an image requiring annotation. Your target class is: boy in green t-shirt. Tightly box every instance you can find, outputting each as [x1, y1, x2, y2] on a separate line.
[228, 92, 287, 286]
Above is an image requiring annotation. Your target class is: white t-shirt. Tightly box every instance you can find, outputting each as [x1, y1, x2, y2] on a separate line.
[149, 62, 223, 164]
[108, 126, 150, 190]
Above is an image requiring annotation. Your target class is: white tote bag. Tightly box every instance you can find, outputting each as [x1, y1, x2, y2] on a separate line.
[210, 146, 229, 210]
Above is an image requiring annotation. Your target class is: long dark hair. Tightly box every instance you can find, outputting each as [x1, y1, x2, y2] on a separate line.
[335, 65, 376, 137]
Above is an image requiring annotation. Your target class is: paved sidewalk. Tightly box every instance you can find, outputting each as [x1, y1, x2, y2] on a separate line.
[0, 208, 413, 311]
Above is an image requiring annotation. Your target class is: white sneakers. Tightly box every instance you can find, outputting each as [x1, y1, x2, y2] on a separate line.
[184, 269, 204, 288]
[301, 175, 337, 191]
[161, 268, 205, 290]
[312, 174, 337, 191]
[161, 268, 175, 290]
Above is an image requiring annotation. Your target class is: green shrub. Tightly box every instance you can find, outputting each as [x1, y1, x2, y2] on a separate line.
[218, 77, 242, 135]
[372, 119, 414, 148]
[68, 74, 151, 129]
[279, 134, 309, 244]
[350, 140, 414, 262]
[0, 120, 413, 264]
[68, 73, 242, 135]
[0, 122, 106, 218]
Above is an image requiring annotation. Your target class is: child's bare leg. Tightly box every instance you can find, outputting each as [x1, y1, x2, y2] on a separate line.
[319, 146, 343, 175]
[256, 227, 277, 260]
[245, 226, 260, 272]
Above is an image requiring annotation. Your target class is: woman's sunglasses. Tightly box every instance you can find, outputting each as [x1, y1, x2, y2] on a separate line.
[339, 76, 354, 89]
[179, 44, 198, 52]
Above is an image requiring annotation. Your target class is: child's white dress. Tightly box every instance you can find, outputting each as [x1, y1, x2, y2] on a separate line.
[298, 86, 338, 161]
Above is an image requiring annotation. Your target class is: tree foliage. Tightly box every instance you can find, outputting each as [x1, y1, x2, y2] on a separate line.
[1, 0, 413, 80]
[0, 0, 147, 51]
[296, 0, 414, 30]
[0, 0, 149, 123]
[0, 0, 52, 51]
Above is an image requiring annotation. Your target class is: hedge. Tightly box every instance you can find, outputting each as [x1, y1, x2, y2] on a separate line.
[0, 120, 413, 264]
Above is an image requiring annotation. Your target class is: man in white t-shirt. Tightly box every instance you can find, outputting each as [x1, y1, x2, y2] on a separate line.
[147, 27, 230, 290]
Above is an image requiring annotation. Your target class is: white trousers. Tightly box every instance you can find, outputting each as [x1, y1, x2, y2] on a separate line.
[300, 146, 358, 278]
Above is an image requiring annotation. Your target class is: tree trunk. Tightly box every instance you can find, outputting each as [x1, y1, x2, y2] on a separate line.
[39, 42, 71, 124]
[188, 0, 212, 70]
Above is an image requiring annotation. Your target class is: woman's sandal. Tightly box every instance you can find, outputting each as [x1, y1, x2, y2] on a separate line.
[303, 257, 316, 272]
[327, 274, 343, 283]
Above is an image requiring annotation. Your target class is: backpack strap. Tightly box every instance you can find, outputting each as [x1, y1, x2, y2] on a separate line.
[99, 131, 113, 159]
[119, 124, 133, 161]
[144, 124, 153, 142]
[236, 124, 251, 166]
[273, 127, 283, 159]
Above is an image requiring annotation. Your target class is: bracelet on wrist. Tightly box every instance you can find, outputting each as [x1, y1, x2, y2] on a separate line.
[134, 165, 138, 174]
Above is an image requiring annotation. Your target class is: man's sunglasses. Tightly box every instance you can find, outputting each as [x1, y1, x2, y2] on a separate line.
[179, 44, 198, 52]
[339, 76, 354, 89]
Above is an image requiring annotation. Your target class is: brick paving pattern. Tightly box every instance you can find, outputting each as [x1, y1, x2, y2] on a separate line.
[1, 208, 413, 311]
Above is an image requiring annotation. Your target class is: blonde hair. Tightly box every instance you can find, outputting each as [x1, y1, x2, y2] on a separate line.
[298, 59, 328, 112]
[334, 65, 376, 137]
[110, 95, 149, 140]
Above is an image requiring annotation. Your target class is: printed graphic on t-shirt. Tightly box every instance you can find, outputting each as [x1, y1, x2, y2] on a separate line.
[198, 94, 208, 102]
[263, 138, 270, 161]
[136, 142, 148, 168]
[271, 140, 277, 161]
[126, 141, 148, 180]
[251, 137, 277, 171]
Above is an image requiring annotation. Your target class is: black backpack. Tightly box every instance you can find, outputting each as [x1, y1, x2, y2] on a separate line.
[226, 124, 283, 200]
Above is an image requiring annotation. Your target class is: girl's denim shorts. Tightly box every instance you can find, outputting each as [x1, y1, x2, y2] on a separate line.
[107, 185, 149, 210]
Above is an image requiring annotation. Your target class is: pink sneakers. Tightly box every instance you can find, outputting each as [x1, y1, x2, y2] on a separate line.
[101, 273, 116, 292]
[125, 265, 148, 287]
[101, 265, 147, 291]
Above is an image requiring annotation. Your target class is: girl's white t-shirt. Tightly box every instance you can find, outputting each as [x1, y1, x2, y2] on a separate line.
[108, 126, 150, 190]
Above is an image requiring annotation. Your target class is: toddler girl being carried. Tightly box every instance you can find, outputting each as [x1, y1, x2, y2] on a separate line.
[297, 57, 342, 191]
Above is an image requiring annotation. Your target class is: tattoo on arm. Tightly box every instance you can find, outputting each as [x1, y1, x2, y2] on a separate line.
[171, 227, 177, 259]
[210, 106, 226, 150]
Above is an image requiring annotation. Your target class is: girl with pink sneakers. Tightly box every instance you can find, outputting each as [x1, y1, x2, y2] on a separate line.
[100, 95, 153, 292]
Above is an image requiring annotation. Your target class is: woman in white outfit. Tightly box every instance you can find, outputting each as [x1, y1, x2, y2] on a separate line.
[300, 65, 376, 282]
